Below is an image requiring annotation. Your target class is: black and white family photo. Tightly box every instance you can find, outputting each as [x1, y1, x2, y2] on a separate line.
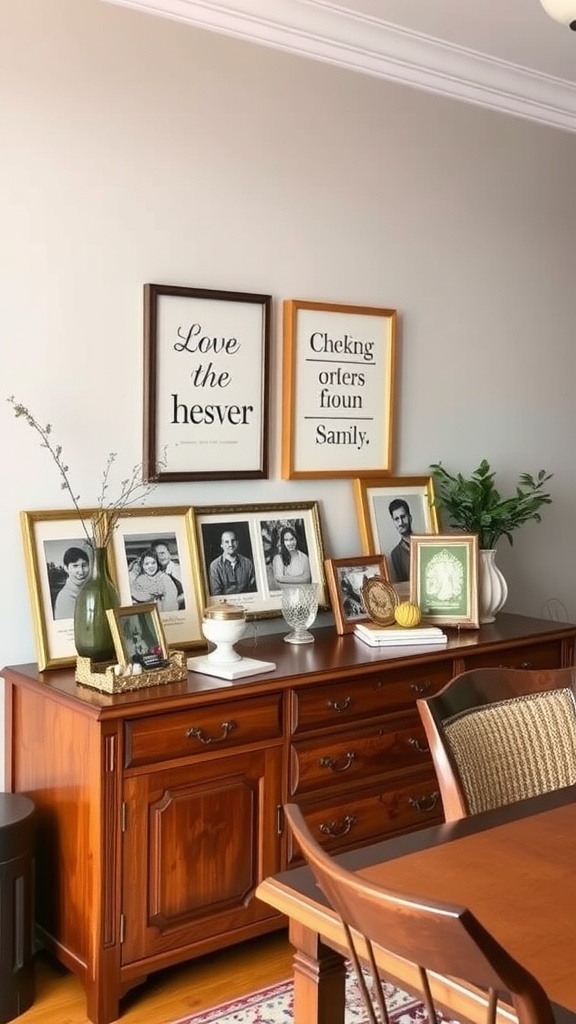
[123, 533, 186, 611]
[260, 518, 312, 591]
[44, 538, 92, 620]
[201, 521, 257, 597]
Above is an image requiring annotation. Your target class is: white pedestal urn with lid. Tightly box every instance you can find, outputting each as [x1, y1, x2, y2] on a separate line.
[478, 549, 509, 624]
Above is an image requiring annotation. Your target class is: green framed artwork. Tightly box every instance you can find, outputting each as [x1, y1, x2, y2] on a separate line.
[409, 534, 479, 628]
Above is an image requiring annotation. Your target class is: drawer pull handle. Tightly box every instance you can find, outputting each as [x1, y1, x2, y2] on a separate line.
[408, 791, 440, 813]
[319, 752, 357, 773]
[319, 815, 357, 838]
[327, 697, 352, 713]
[186, 720, 237, 744]
[410, 680, 432, 695]
[406, 736, 429, 754]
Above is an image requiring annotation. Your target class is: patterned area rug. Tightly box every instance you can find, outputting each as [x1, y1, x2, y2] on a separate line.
[172, 971, 446, 1024]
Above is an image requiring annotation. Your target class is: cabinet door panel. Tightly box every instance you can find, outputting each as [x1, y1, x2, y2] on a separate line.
[121, 747, 282, 963]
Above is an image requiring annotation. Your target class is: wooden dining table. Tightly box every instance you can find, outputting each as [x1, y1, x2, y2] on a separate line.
[256, 786, 576, 1024]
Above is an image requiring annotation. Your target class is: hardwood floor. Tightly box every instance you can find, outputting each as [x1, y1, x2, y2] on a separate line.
[19, 931, 294, 1024]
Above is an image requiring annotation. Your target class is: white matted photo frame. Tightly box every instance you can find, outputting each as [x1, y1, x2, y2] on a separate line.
[20, 508, 103, 670]
[353, 476, 439, 594]
[282, 299, 397, 479]
[190, 502, 328, 619]
[143, 284, 271, 483]
[324, 555, 390, 635]
[410, 534, 479, 629]
[107, 603, 169, 670]
[109, 507, 204, 651]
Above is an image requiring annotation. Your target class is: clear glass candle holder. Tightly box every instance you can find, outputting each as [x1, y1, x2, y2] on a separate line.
[281, 583, 319, 644]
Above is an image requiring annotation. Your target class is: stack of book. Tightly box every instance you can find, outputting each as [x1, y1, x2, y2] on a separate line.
[354, 621, 448, 647]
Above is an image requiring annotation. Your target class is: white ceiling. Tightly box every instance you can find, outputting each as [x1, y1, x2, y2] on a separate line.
[102, 0, 576, 133]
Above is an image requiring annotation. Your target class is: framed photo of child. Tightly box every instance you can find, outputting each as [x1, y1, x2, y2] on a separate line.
[20, 508, 103, 670]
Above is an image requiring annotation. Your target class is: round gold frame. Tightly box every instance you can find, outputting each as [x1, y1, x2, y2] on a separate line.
[360, 576, 399, 626]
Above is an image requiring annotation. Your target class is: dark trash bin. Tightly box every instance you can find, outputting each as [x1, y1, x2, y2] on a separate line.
[0, 794, 35, 1023]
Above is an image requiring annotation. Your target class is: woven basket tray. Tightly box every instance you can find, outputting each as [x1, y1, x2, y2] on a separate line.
[75, 650, 188, 694]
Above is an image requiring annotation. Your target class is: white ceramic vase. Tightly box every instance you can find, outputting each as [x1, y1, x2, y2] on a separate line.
[478, 548, 508, 624]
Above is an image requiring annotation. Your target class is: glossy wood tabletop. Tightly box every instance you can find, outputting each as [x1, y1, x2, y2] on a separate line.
[257, 787, 576, 1024]
[361, 801, 576, 1012]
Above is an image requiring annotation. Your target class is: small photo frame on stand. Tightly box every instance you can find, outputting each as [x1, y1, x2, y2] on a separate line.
[324, 555, 390, 634]
[107, 603, 169, 670]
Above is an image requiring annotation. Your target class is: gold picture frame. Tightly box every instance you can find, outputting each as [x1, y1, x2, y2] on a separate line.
[324, 555, 389, 635]
[360, 576, 399, 626]
[190, 501, 328, 619]
[410, 534, 479, 629]
[106, 602, 170, 669]
[20, 508, 106, 670]
[353, 476, 439, 595]
[282, 299, 397, 479]
[109, 506, 204, 651]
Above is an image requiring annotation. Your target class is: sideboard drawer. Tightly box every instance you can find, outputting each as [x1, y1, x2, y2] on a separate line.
[288, 772, 442, 863]
[125, 693, 283, 768]
[290, 714, 431, 796]
[290, 662, 452, 735]
[462, 640, 563, 673]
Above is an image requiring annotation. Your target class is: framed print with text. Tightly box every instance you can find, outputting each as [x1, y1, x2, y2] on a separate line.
[144, 284, 271, 482]
[282, 299, 397, 479]
[20, 508, 102, 670]
[190, 501, 328, 618]
[353, 476, 438, 595]
[109, 506, 204, 650]
[410, 534, 479, 629]
[324, 554, 389, 635]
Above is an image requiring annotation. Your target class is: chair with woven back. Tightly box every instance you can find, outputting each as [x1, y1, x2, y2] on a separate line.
[416, 666, 576, 822]
[284, 801, 555, 1024]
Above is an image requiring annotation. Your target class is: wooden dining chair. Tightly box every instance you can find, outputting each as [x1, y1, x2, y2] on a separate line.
[417, 666, 576, 822]
[284, 801, 555, 1024]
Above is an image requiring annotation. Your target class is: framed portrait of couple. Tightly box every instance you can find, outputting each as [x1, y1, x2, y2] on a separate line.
[190, 500, 328, 618]
[353, 476, 439, 598]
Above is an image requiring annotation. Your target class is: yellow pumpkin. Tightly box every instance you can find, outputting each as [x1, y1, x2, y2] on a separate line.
[394, 601, 422, 628]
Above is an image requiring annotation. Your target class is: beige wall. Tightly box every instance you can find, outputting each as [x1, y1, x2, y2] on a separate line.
[2, 0, 576, 779]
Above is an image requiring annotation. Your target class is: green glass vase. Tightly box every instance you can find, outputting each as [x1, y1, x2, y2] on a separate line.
[74, 546, 120, 663]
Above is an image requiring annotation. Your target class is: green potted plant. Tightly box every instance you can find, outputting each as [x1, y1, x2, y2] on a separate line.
[429, 459, 553, 623]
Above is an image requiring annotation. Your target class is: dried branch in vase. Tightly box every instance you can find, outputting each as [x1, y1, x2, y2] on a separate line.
[8, 396, 166, 549]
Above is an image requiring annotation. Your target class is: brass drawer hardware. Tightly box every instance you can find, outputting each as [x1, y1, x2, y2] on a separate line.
[186, 720, 238, 744]
[408, 792, 440, 813]
[319, 815, 357, 838]
[327, 696, 352, 712]
[319, 751, 357, 772]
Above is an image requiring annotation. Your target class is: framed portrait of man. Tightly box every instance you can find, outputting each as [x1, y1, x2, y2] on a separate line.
[353, 476, 439, 595]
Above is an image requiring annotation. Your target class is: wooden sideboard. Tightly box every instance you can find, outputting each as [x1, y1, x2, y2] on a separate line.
[3, 613, 575, 1024]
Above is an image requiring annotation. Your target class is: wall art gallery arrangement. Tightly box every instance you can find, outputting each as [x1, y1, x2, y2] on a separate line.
[17, 284, 472, 672]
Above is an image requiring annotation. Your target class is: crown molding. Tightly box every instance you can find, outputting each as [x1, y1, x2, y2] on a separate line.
[102, 0, 576, 133]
